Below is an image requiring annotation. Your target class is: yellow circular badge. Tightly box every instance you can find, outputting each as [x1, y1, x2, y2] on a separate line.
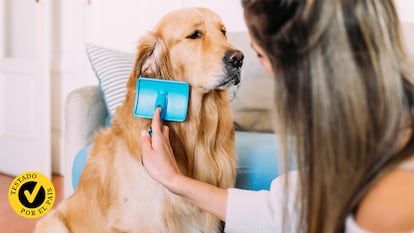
[8, 171, 55, 218]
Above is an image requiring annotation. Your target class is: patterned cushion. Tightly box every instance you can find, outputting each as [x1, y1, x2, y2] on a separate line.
[85, 44, 135, 118]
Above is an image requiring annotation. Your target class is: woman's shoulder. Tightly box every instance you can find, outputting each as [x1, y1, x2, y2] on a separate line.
[356, 162, 414, 232]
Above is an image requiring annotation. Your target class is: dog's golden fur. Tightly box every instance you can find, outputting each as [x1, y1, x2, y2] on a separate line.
[35, 7, 242, 233]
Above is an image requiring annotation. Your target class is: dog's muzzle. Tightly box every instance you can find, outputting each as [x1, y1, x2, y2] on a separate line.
[220, 49, 244, 87]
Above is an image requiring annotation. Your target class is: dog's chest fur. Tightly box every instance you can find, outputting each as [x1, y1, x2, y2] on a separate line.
[105, 139, 218, 233]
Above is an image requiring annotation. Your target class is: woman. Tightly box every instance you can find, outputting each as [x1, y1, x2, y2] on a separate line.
[141, 0, 414, 232]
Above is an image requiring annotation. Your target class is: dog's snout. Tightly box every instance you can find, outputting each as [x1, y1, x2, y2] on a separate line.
[224, 50, 244, 68]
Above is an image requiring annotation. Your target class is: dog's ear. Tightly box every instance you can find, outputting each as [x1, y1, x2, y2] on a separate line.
[131, 33, 173, 79]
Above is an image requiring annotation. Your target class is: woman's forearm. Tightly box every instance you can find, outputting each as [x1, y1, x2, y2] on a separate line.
[170, 175, 228, 221]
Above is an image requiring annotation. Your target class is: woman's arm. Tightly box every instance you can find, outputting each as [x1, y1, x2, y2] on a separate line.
[168, 175, 228, 221]
[140, 107, 228, 221]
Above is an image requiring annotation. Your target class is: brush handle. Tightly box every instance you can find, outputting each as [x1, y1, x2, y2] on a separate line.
[154, 90, 168, 120]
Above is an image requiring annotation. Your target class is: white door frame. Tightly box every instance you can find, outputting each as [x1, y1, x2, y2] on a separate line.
[0, 0, 51, 178]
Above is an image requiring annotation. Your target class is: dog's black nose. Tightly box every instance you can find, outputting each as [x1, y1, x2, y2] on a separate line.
[224, 50, 244, 68]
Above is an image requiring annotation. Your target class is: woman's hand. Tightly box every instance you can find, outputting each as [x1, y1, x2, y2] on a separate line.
[140, 107, 182, 192]
[141, 107, 228, 221]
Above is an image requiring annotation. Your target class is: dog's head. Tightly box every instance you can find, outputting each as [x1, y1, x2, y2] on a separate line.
[128, 7, 244, 93]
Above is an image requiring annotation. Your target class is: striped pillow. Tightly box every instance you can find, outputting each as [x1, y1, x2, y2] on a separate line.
[86, 44, 135, 118]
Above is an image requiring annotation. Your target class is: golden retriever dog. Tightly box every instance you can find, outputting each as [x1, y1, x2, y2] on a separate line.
[35, 7, 243, 233]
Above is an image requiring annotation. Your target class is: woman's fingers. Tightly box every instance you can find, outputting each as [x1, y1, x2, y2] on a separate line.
[151, 107, 163, 136]
[161, 125, 170, 141]
[140, 130, 153, 153]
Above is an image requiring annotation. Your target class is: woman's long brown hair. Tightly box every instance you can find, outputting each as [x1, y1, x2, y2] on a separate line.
[242, 0, 414, 232]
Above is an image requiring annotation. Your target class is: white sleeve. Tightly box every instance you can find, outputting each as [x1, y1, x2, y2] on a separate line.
[224, 171, 298, 233]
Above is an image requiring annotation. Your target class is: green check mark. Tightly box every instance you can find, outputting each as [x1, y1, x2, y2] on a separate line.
[23, 182, 42, 203]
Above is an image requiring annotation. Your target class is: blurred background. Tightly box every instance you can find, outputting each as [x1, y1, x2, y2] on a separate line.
[0, 0, 413, 179]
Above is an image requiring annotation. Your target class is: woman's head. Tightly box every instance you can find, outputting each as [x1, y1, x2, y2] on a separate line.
[242, 0, 414, 232]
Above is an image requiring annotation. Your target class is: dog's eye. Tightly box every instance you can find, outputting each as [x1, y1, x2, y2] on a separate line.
[186, 30, 202, 39]
[220, 25, 227, 36]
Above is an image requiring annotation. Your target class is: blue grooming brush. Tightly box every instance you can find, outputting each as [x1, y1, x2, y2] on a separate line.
[133, 77, 190, 124]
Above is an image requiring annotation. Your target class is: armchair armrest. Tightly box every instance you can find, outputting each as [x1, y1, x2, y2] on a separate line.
[64, 85, 107, 196]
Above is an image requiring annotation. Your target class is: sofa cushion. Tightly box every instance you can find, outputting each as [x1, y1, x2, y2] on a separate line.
[86, 44, 135, 118]
[228, 32, 274, 132]
[72, 131, 280, 191]
[234, 131, 279, 190]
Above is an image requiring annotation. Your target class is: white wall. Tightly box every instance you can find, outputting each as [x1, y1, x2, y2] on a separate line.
[396, 0, 414, 22]
[85, 0, 245, 55]
[395, 0, 414, 55]
[86, 1, 180, 54]
[183, 0, 246, 31]
[3, 0, 37, 59]
[85, 0, 411, 55]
